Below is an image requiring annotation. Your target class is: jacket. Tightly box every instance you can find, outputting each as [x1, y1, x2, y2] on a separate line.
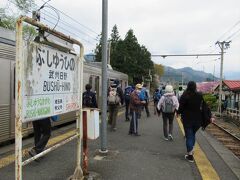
[177, 91, 203, 127]
[130, 90, 143, 113]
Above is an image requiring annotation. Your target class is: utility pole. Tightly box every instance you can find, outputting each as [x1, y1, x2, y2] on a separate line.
[100, 0, 108, 153]
[215, 41, 231, 116]
[107, 41, 111, 65]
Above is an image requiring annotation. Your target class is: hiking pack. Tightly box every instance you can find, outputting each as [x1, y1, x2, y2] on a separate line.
[83, 92, 94, 107]
[108, 87, 120, 105]
[162, 95, 175, 113]
[153, 91, 161, 102]
[124, 87, 132, 101]
[139, 88, 148, 101]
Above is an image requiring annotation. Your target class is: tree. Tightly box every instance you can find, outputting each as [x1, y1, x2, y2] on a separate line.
[154, 64, 164, 77]
[0, 0, 37, 42]
[94, 27, 154, 84]
[94, 34, 102, 62]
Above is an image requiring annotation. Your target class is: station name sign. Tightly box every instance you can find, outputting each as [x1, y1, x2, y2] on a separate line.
[23, 42, 81, 122]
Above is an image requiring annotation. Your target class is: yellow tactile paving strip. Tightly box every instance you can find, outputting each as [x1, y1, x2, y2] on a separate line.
[0, 130, 76, 169]
[176, 117, 220, 180]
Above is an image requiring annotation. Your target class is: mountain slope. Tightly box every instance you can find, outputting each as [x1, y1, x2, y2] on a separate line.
[161, 66, 217, 83]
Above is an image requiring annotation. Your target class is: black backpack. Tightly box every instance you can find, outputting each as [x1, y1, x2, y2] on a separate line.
[83, 92, 93, 107]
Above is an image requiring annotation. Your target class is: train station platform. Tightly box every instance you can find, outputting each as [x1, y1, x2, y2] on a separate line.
[0, 104, 239, 180]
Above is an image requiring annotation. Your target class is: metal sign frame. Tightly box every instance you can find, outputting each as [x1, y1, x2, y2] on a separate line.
[15, 16, 84, 180]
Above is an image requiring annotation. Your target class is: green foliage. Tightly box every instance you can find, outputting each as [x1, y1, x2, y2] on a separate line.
[94, 26, 154, 84]
[0, 8, 16, 30]
[0, 1, 37, 42]
[154, 64, 164, 76]
[15, 0, 36, 14]
[203, 94, 218, 111]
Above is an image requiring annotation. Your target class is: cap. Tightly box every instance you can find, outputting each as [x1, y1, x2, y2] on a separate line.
[135, 84, 143, 89]
[165, 85, 173, 93]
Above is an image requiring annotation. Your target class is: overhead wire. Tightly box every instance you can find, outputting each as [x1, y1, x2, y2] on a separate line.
[216, 20, 240, 41]
[7, 0, 99, 46]
[41, 0, 99, 36]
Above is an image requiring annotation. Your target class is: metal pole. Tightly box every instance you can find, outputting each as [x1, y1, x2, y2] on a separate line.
[82, 110, 88, 175]
[15, 17, 23, 180]
[107, 41, 111, 65]
[218, 42, 224, 116]
[100, 0, 108, 153]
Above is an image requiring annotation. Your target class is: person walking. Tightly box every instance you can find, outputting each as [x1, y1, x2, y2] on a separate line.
[124, 85, 134, 121]
[157, 85, 179, 141]
[129, 84, 146, 136]
[28, 117, 51, 160]
[153, 88, 161, 115]
[177, 81, 212, 162]
[140, 84, 150, 117]
[82, 84, 98, 108]
[107, 79, 124, 131]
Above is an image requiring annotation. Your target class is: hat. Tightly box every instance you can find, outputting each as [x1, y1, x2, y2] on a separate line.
[135, 84, 143, 89]
[114, 79, 119, 86]
[165, 85, 173, 93]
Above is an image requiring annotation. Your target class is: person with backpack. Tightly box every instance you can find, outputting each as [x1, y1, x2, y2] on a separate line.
[129, 84, 146, 136]
[139, 84, 150, 117]
[82, 84, 98, 108]
[153, 88, 161, 115]
[124, 85, 134, 121]
[107, 79, 124, 131]
[177, 81, 214, 163]
[157, 85, 179, 141]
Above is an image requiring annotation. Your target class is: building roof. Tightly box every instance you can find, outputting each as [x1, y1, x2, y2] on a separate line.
[214, 80, 240, 91]
[197, 82, 218, 93]
[223, 80, 240, 90]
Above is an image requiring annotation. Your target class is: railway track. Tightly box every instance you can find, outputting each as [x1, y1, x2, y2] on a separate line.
[206, 122, 240, 159]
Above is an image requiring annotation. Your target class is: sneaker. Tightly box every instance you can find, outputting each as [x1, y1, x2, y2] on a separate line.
[168, 134, 173, 141]
[111, 128, 117, 131]
[28, 149, 39, 162]
[164, 137, 169, 141]
[185, 154, 194, 163]
[134, 133, 141, 136]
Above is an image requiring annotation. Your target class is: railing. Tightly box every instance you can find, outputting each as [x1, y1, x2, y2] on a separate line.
[226, 108, 240, 119]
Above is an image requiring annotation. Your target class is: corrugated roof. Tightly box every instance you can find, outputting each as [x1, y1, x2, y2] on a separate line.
[224, 80, 240, 90]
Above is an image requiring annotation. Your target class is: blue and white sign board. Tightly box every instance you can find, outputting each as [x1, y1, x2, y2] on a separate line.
[22, 42, 81, 122]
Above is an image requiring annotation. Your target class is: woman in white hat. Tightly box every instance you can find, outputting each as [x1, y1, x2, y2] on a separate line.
[157, 85, 179, 141]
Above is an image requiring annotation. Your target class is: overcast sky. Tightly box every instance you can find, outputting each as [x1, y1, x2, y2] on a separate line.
[2, 0, 240, 78]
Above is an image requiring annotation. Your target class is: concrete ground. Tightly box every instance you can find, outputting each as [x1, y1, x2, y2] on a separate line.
[0, 104, 239, 180]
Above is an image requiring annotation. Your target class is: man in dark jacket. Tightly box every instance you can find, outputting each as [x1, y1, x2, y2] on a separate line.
[108, 79, 124, 131]
[82, 84, 98, 108]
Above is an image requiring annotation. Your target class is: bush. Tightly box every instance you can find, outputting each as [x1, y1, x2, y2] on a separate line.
[203, 94, 218, 111]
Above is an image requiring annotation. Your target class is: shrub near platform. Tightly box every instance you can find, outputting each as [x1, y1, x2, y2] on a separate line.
[203, 94, 218, 111]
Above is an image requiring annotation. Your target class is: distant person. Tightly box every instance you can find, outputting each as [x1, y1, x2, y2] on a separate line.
[29, 117, 51, 161]
[153, 88, 161, 115]
[157, 85, 179, 141]
[107, 79, 124, 131]
[124, 85, 134, 121]
[139, 84, 150, 117]
[160, 86, 165, 96]
[177, 81, 214, 162]
[82, 84, 98, 108]
[129, 84, 146, 136]
[177, 86, 184, 101]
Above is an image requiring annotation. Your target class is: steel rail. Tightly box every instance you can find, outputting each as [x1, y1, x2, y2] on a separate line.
[212, 122, 240, 141]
